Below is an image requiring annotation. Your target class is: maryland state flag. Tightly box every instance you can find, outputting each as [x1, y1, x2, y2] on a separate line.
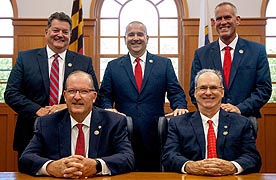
[69, 0, 84, 54]
[198, 0, 213, 48]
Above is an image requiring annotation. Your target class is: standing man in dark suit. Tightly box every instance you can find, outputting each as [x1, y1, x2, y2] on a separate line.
[99, 21, 188, 171]
[19, 71, 135, 178]
[4, 12, 99, 158]
[162, 69, 261, 176]
[189, 2, 272, 137]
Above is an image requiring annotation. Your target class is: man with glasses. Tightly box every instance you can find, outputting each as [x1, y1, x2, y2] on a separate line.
[189, 2, 271, 138]
[19, 71, 135, 178]
[162, 69, 261, 176]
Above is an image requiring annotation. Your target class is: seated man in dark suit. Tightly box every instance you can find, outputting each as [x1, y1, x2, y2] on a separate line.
[19, 71, 135, 178]
[162, 69, 261, 176]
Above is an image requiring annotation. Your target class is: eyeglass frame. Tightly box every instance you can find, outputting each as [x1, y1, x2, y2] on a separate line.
[64, 88, 96, 96]
[195, 85, 224, 92]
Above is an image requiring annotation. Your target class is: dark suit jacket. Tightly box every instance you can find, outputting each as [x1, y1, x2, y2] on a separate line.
[18, 107, 135, 176]
[99, 52, 187, 171]
[4, 47, 99, 153]
[189, 38, 272, 118]
[162, 109, 261, 174]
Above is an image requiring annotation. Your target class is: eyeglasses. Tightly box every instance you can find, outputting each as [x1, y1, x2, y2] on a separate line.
[195, 85, 223, 92]
[65, 89, 95, 96]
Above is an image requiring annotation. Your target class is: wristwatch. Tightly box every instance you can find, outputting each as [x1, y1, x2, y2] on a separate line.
[95, 159, 102, 173]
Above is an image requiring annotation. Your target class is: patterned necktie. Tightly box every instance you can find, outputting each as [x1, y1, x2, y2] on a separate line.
[135, 57, 142, 92]
[207, 120, 217, 158]
[75, 124, 85, 156]
[223, 46, 232, 88]
[49, 53, 59, 106]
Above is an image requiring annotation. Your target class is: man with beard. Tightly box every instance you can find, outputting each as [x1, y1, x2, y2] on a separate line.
[99, 21, 188, 171]
[4, 12, 99, 159]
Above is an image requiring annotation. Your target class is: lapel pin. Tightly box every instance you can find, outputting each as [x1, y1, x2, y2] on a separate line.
[239, 49, 244, 54]
[223, 131, 228, 136]
[68, 63, 72, 67]
[94, 130, 100, 135]
[149, 59, 153, 63]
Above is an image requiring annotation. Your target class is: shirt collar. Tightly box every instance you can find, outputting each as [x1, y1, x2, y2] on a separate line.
[130, 51, 148, 64]
[70, 111, 92, 128]
[46, 45, 67, 60]
[219, 34, 239, 51]
[200, 110, 220, 127]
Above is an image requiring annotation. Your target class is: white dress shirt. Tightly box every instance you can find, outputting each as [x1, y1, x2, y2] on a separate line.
[37, 111, 111, 176]
[130, 51, 147, 77]
[181, 110, 243, 174]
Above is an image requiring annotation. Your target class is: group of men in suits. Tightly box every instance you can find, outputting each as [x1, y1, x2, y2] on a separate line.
[4, 1, 271, 178]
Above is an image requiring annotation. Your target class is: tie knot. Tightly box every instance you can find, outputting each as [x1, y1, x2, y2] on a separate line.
[135, 57, 140, 63]
[76, 123, 83, 130]
[53, 53, 59, 60]
[207, 120, 213, 125]
[224, 46, 231, 51]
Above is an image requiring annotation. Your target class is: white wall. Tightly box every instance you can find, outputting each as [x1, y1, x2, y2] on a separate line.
[188, 0, 262, 18]
[15, 0, 263, 18]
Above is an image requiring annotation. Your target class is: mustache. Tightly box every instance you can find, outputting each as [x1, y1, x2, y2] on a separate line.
[72, 101, 84, 105]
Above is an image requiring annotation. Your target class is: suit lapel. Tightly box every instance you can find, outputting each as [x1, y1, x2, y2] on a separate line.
[190, 112, 206, 158]
[229, 38, 245, 88]
[37, 47, 50, 96]
[64, 51, 75, 88]
[216, 109, 231, 158]
[121, 54, 138, 91]
[210, 41, 223, 70]
[140, 52, 154, 93]
[59, 112, 72, 157]
[88, 107, 103, 158]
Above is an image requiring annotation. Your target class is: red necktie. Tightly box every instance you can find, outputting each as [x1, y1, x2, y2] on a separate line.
[49, 53, 59, 106]
[135, 57, 142, 92]
[223, 46, 232, 88]
[207, 120, 217, 158]
[75, 124, 85, 156]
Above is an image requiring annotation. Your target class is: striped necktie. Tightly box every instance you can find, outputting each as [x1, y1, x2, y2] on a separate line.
[49, 53, 59, 106]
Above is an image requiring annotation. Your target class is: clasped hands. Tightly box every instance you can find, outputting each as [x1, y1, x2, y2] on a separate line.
[185, 158, 237, 176]
[46, 155, 97, 179]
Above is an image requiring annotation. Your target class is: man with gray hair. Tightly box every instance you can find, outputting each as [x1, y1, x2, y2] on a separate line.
[163, 69, 261, 176]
